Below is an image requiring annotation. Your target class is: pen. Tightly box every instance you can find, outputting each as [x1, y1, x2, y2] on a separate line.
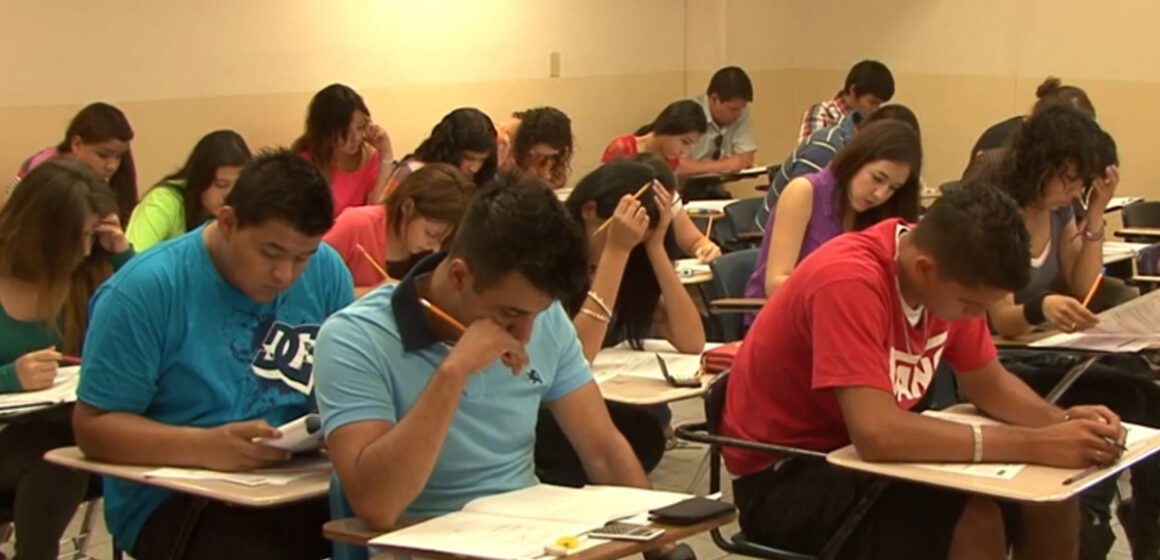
[60, 355, 82, 365]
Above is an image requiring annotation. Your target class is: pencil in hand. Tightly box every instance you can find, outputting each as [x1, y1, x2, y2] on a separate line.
[592, 181, 654, 237]
[1080, 273, 1103, 309]
[354, 243, 391, 282]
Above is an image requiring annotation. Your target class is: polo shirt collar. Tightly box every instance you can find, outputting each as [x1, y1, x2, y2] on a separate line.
[391, 251, 448, 353]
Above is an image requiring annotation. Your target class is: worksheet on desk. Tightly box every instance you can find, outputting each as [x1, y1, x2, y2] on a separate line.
[0, 365, 80, 412]
[911, 410, 1026, 479]
[591, 340, 719, 383]
[1030, 289, 1160, 352]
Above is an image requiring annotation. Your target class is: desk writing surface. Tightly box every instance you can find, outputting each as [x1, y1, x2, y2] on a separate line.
[44, 446, 331, 507]
[827, 407, 1160, 502]
[674, 258, 712, 285]
[1116, 227, 1160, 240]
[593, 340, 716, 405]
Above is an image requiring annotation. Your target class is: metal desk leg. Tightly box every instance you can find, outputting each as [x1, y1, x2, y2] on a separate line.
[1045, 355, 1101, 404]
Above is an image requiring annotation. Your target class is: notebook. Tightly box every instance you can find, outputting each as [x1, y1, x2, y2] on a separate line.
[369, 485, 693, 560]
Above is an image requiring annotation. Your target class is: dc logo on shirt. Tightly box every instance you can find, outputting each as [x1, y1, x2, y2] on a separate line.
[251, 321, 321, 395]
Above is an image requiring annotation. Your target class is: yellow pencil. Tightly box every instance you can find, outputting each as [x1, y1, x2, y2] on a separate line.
[418, 298, 467, 333]
[1081, 273, 1104, 309]
[354, 243, 390, 281]
[705, 216, 715, 236]
[591, 182, 653, 237]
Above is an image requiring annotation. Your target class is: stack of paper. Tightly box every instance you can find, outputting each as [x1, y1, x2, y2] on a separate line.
[0, 365, 81, 415]
[369, 485, 694, 560]
[1030, 289, 1160, 352]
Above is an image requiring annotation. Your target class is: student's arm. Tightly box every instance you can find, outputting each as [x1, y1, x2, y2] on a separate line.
[319, 317, 528, 529]
[645, 189, 705, 353]
[671, 209, 719, 262]
[798, 104, 824, 142]
[1060, 192, 1115, 300]
[574, 197, 649, 363]
[72, 290, 290, 471]
[762, 177, 814, 297]
[124, 187, 183, 252]
[366, 127, 397, 205]
[988, 292, 1098, 337]
[675, 156, 744, 176]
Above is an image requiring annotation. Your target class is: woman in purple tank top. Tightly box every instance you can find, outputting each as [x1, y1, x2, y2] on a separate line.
[746, 120, 923, 300]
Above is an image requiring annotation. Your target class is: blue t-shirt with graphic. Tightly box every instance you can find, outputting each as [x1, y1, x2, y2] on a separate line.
[77, 226, 354, 551]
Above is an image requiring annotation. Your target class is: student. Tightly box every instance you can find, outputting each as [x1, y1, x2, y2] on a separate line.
[967, 77, 1094, 169]
[755, 104, 920, 230]
[324, 164, 476, 296]
[315, 177, 693, 560]
[0, 159, 132, 560]
[9, 102, 138, 225]
[601, 100, 708, 171]
[679, 66, 758, 176]
[72, 150, 354, 560]
[495, 106, 574, 189]
[378, 108, 497, 201]
[723, 182, 1124, 560]
[798, 60, 894, 141]
[292, 83, 395, 217]
[126, 130, 252, 251]
[746, 120, 921, 300]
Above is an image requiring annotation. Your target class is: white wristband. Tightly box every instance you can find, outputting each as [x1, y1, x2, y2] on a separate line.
[971, 424, 984, 463]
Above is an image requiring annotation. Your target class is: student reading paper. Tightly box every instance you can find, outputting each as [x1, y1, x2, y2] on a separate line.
[722, 183, 1125, 560]
[379, 108, 497, 201]
[72, 150, 354, 560]
[315, 177, 694, 560]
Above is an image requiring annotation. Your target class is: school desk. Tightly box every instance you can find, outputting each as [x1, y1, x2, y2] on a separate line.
[827, 405, 1160, 502]
[594, 339, 720, 406]
[1116, 227, 1160, 242]
[323, 511, 736, 560]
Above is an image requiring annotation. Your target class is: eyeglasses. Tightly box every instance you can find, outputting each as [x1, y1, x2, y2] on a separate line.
[711, 135, 724, 160]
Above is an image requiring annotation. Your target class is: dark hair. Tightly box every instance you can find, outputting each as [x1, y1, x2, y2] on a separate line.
[1031, 77, 1095, 118]
[1096, 129, 1118, 169]
[512, 107, 573, 187]
[0, 158, 119, 353]
[707, 66, 754, 102]
[912, 181, 1030, 291]
[565, 159, 674, 348]
[635, 100, 709, 137]
[157, 130, 252, 231]
[413, 108, 498, 185]
[385, 163, 476, 240]
[830, 120, 922, 230]
[224, 149, 335, 236]
[56, 102, 137, 225]
[843, 60, 895, 101]
[863, 104, 921, 138]
[291, 84, 370, 169]
[996, 104, 1106, 208]
[447, 176, 588, 302]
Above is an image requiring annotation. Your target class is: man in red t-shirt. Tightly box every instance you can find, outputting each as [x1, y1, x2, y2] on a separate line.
[721, 183, 1126, 560]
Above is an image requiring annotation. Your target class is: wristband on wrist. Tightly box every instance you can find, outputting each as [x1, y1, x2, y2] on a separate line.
[1022, 293, 1047, 325]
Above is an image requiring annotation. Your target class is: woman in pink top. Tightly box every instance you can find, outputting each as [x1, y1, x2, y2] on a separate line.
[324, 164, 476, 297]
[292, 84, 396, 217]
[601, 100, 707, 171]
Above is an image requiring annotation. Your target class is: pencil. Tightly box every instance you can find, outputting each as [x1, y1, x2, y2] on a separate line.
[60, 355, 82, 365]
[704, 216, 715, 236]
[592, 182, 653, 237]
[354, 243, 390, 281]
[1062, 465, 1101, 486]
[1081, 273, 1104, 308]
[418, 298, 467, 333]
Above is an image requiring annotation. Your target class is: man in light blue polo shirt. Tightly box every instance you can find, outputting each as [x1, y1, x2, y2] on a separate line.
[316, 177, 695, 560]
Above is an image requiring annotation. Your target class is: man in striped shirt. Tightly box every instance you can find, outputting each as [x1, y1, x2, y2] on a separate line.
[757, 104, 920, 231]
[797, 60, 895, 142]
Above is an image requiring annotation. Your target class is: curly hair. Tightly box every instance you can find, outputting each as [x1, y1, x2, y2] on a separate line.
[913, 180, 1030, 292]
[414, 108, 498, 185]
[512, 107, 573, 188]
[996, 104, 1106, 207]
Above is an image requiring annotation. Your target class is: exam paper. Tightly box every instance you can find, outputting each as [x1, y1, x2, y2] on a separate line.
[1030, 290, 1160, 352]
[0, 365, 80, 413]
[591, 340, 717, 384]
[912, 410, 1026, 479]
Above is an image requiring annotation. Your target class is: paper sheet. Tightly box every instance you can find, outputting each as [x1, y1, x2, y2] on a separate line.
[463, 484, 692, 525]
[370, 511, 597, 560]
[143, 467, 316, 487]
[913, 410, 1026, 479]
[674, 258, 711, 279]
[0, 365, 80, 413]
[1030, 289, 1160, 352]
[591, 340, 718, 384]
[684, 200, 734, 214]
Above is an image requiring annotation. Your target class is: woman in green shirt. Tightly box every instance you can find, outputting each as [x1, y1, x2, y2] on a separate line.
[0, 158, 133, 560]
[126, 130, 251, 251]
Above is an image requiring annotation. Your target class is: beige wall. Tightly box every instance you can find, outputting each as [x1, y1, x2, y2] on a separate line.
[3, 0, 1159, 202]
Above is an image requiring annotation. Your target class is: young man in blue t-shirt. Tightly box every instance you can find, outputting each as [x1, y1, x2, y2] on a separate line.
[73, 149, 355, 560]
[315, 177, 694, 560]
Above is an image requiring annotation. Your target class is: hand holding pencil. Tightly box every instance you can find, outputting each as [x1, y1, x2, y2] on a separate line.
[419, 298, 529, 377]
[1042, 294, 1099, 333]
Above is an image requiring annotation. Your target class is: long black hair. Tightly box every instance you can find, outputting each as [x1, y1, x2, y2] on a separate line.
[635, 100, 708, 136]
[56, 102, 137, 225]
[157, 130, 252, 231]
[413, 108, 498, 185]
[291, 83, 369, 168]
[564, 159, 676, 349]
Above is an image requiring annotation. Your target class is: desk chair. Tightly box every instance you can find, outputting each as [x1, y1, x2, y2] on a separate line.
[705, 249, 758, 342]
[675, 373, 886, 560]
[0, 482, 102, 560]
[721, 198, 764, 251]
[1122, 201, 1160, 228]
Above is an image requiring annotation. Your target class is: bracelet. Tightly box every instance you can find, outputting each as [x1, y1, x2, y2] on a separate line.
[971, 424, 983, 463]
[1022, 293, 1047, 325]
[1080, 219, 1106, 242]
[579, 307, 610, 324]
[586, 290, 612, 316]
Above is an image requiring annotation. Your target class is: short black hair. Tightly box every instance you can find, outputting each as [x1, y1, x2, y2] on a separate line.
[707, 66, 754, 102]
[448, 176, 588, 302]
[863, 104, 920, 139]
[997, 104, 1106, 207]
[912, 181, 1030, 292]
[224, 148, 334, 236]
[844, 60, 895, 101]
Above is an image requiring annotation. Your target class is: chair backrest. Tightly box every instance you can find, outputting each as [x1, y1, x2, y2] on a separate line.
[723, 197, 763, 238]
[704, 371, 731, 436]
[708, 248, 759, 300]
[1122, 201, 1160, 228]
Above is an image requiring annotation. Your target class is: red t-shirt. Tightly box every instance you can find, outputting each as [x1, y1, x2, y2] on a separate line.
[600, 134, 680, 171]
[720, 219, 997, 476]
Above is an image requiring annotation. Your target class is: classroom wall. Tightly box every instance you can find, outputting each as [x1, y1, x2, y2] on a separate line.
[0, 0, 710, 192]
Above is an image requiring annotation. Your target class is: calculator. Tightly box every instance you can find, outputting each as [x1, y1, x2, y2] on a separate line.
[587, 522, 666, 541]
